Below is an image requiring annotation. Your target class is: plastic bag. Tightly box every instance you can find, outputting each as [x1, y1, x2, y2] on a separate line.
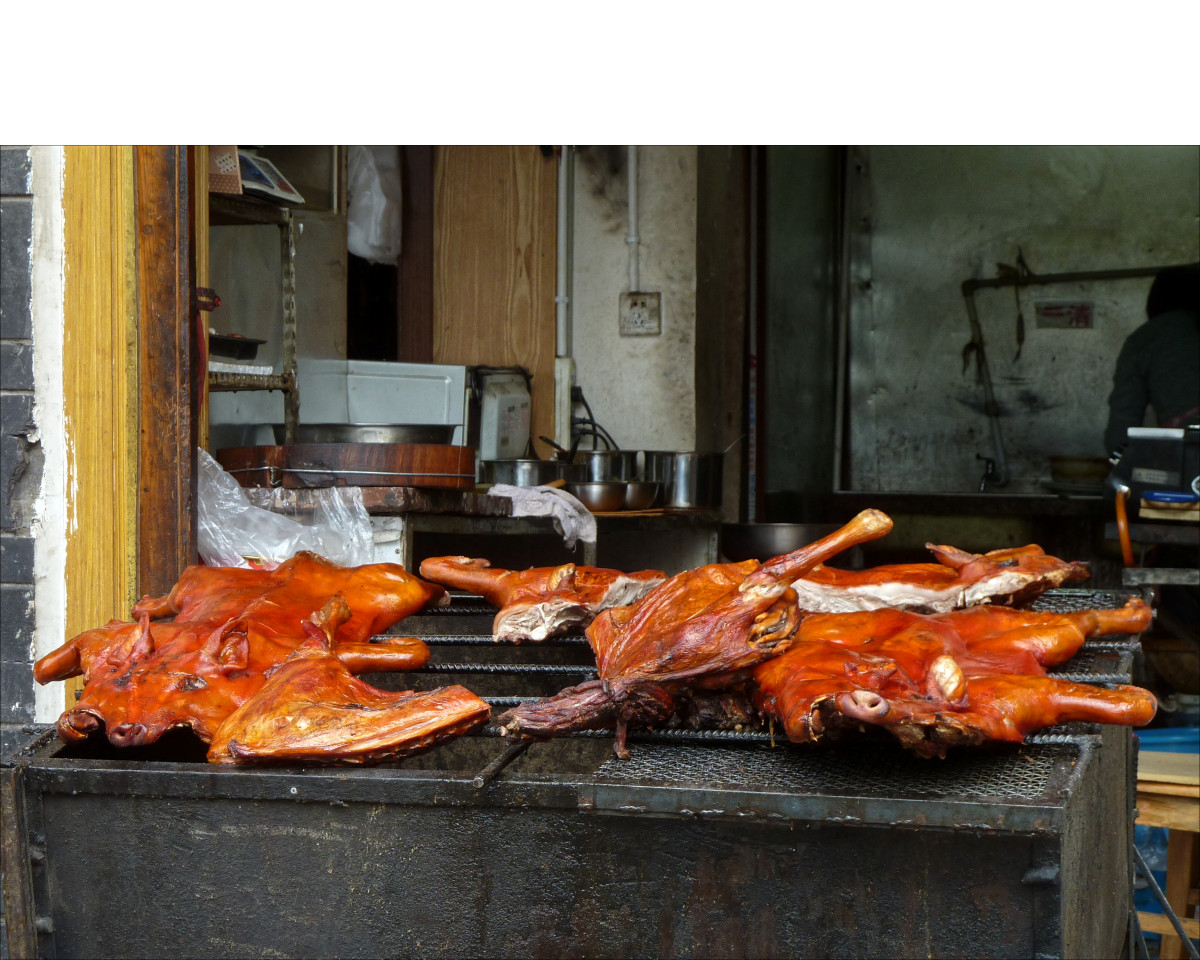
[196, 448, 374, 569]
[346, 145, 403, 264]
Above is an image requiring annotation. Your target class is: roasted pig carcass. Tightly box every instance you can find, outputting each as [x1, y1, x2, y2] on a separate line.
[499, 509, 895, 756]
[418, 556, 666, 642]
[791, 543, 1090, 614]
[208, 597, 491, 765]
[752, 599, 1156, 757]
[34, 552, 445, 748]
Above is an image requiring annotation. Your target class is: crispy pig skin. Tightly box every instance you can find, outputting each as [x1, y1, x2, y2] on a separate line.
[501, 510, 895, 756]
[792, 543, 1090, 614]
[209, 600, 489, 765]
[35, 552, 441, 748]
[418, 556, 666, 641]
[753, 598, 1156, 757]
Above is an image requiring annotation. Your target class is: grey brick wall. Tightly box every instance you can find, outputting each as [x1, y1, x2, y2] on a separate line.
[1, 144, 38, 726]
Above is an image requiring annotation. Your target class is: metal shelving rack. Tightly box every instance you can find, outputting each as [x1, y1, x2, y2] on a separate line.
[207, 194, 299, 443]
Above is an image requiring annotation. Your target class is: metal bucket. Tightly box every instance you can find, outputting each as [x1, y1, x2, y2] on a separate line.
[642, 451, 723, 510]
[482, 459, 562, 487]
[570, 449, 639, 482]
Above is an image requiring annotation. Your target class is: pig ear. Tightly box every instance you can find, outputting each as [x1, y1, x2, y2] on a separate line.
[308, 595, 351, 647]
[204, 619, 249, 673]
[129, 611, 155, 661]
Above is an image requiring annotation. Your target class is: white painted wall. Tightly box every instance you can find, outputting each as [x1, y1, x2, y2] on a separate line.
[847, 145, 1200, 493]
[29, 145, 67, 723]
[570, 146, 699, 452]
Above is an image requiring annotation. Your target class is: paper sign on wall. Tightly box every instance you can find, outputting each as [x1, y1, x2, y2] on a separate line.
[1035, 301, 1094, 329]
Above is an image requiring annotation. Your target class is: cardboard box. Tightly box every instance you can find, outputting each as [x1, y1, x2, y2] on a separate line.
[209, 145, 242, 195]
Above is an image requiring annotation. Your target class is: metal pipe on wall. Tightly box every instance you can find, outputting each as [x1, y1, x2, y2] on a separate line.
[555, 146, 574, 357]
[961, 289, 1011, 486]
[626, 145, 639, 292]
[962, 264, 1172, 294]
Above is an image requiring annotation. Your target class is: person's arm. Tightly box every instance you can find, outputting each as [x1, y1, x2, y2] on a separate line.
[1104, 335, 1148, 453]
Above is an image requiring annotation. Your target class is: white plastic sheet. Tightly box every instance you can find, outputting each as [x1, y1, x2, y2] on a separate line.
[196, 448, 374, 568]
[346, 145, 403, 264]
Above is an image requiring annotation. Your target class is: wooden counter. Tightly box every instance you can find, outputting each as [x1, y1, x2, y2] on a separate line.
[1136, 750, 1200, 958]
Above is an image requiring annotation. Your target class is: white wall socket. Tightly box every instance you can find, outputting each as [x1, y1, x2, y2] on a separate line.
[619, 292, 662, 336]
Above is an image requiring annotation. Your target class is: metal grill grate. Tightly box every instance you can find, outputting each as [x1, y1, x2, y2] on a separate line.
[412, 586, 1142, 796]
[422, 595, 496, 616]
[1027, 587, 1137, 614]
[592, 740, 1074, 803]
[1048, 647, 1135, 685]
[418, 633, 590, 646]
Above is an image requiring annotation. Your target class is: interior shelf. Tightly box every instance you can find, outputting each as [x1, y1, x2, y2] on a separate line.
[207, 371, 294, 393]
[205, 191, 300, 441]
[208, 193, 294, 227]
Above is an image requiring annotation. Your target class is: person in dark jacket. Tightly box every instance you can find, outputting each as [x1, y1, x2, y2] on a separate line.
[1104, 262, 1200, 454]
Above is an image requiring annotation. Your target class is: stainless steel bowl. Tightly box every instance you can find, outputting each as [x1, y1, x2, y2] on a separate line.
[566, 481, 627, 512]
[623, 481, 660, 510]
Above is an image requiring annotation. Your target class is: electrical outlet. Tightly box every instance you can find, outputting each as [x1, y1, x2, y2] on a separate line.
[619, 292, 662, 336]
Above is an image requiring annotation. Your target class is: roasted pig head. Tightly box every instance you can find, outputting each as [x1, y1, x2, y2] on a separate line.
[753, 598, 1156, 757]
[35, 552, 443, 748]
[500, 509, 895, 757]
[791, 543, 1090, 614]
[418, 556, 666, 642]
[208, 598, 490, 765]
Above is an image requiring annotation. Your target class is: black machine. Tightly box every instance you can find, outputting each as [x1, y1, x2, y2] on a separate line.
[1107, 425, 1200, 519]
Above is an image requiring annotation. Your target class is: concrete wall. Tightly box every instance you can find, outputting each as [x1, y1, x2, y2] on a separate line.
[846, 145, 1200, 493]
[570, 146, 699, 453]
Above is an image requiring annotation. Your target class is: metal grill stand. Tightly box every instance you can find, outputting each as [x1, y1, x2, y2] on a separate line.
[1, 589, 1149, 959]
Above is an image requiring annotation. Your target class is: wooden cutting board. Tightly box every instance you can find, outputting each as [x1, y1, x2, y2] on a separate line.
[216, 443, 476, 490]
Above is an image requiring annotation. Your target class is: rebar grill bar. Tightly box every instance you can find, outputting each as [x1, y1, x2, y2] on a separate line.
[421, 663, 597, 677]
[411, 634, 589, 646]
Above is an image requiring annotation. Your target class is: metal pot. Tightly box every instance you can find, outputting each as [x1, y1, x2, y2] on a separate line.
[482, 459, 561, 487]
[571, 449, 638, 482]
[643, 451, 724, 510]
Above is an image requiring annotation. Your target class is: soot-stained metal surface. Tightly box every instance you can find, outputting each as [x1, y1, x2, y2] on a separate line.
[1, 589, 1141, 959]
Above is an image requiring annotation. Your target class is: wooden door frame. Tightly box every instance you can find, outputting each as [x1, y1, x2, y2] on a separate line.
[135, 145, 199, 600]
[58, 145, 197, 710]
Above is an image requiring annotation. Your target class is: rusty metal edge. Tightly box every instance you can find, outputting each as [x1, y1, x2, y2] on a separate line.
[1, 766, 38, 959]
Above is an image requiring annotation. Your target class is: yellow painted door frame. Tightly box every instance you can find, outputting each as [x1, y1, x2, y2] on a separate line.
[60, 146, 140, 707]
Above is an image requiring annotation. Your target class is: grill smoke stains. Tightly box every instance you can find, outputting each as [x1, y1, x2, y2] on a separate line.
[575, 146, 628, 231]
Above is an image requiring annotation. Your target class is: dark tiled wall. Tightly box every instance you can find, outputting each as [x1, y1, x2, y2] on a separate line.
[1, 144, 37, 724]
